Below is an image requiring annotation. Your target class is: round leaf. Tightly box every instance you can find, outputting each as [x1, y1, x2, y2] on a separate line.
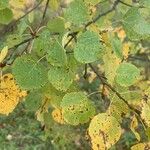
[12, 55, 47, 90]
[74, 31, 103, 63]
[48, 66, 74, 91]
[61, 92, 95, 125]
[89, 113, 122, 150]
[64, 0, 89, 26]
[0, 8, 13, 24]
[115, 62, 140, 87]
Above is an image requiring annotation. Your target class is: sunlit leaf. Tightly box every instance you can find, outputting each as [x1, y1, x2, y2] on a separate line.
[89, 113, 122, 150]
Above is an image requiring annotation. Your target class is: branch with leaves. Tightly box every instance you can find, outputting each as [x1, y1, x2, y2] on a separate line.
[0, 0, 150, 149]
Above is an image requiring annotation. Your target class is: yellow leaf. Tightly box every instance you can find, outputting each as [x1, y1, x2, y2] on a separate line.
[130, 115, 140, 141]
[131, 143, 150, 150]
[88, 113, 122, 150]
[123, 42, 131, 59]
[141, 101, 150, 127]
[0, 46, 8, 63]
[52, 108, 65, 124]
[49, 0, 59, 11]
[103, 48, 121, 85]
[0, 73, 27, 115]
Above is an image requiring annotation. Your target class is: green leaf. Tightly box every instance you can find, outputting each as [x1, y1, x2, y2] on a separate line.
[46, 38, 67, 67]
[61, 92, 95, 125]
[64, 0, 89, 26]
[12, 55, 48, 90]
[123, 7, 150, 40]
[110, 34, 123, 59]
[0, 8, 13, 24]
[115, 62, 140, 87]
[0, 0, 9, 10]
[41, 83, 64, 108]
[24, 91, 43, 111]
[47, 17, 65, 33]
[5, 34, 22, 48]
[17, 18, 29, 35]
[33, 29, 51, 57]
[48, 66, 74, 91]
[74, 31, 103, 63]
[88, 113, 122, 150]
[139, 0, 150, 8]
[67, 53, 79, 73]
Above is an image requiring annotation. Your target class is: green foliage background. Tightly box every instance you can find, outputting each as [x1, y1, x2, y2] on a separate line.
[0, 0, 150, 149]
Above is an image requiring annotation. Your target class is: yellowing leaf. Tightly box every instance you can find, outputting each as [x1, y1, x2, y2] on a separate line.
[123, 42, 131, 59]
[103, 49, 121, 85]
[141, 101, 150, 127]
[130, 115, 140, 141]
[114, 27, 126, 41]
[49, 0, 59, 11]
[0, 73, 27, 115]
[131, 143, 150, 150]
[0, 46, 8, 63]
[52, 108, 65, 124]
[88, 113, 122, 150]
[107, 94, 130, 123]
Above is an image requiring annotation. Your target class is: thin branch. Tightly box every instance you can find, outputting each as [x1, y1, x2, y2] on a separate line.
[18, 0, 43, 22]
[85, 0, 120, 28]
[42, 0, 50, 20]
[119, 0, 133, 7]
[64, 32, 78, 49]
[39, 0, 50, 26]
[83, 64, 88, 79]
[88, 63, 147, 129]
[119, 0, 145, 8]
[88, 63, 140, 115]
[0, 0, 43, 39]
[65, 0, 120, 47]
[128, 56, 150, 62]
[9, 37, 35, 50]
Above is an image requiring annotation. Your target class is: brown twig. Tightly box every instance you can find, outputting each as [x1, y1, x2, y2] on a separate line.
[88, 63, 140, 114]
[85, 0, 120, 28]
[0, 0, 43, 39]
[88, 63, 147, 129]
[39, 0, 50, 27]
[83, 64, 88, 79]
[119, 0, 145, 8]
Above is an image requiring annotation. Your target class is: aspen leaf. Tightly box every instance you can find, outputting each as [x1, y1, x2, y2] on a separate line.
[130, 115, 140, 141]
[64, 0, 89, 26]
[74, 30, 103, 63]
[12, 55, 48, 90]
[89, 113, 122, 150]
[0, 0, 9, 10]
[0, 46, 8, 63]
[47, 17, 65, 33]
[131, 143, 150, 150]
[61, 92, 95, 125]
[141, 101, 150, 127]
[0, 8, 13, 24]
[115, 63, 140, 87]
[48, 66, 74, 92]
[123, 8, 150, 40]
